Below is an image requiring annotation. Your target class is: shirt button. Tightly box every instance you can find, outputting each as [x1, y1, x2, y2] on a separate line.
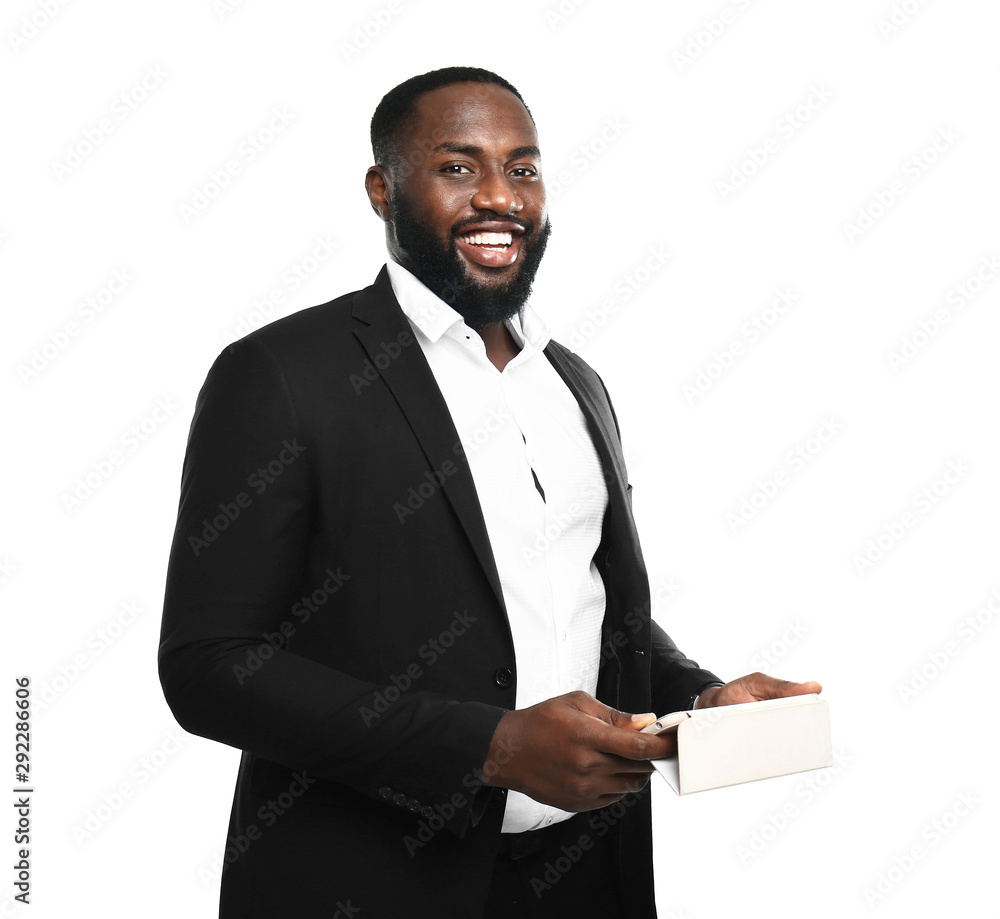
[494, 667, 513, 688]
[393, 793, 407, 808]
[407, 799, 422, 812]
[378, 786, 392, 799]
[420, 806, 435, 819]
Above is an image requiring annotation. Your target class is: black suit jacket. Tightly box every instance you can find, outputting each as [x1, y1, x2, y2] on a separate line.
[158, 266, 721, 918]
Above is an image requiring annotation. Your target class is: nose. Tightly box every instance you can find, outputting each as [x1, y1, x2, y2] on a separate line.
[471, 169, 523, 215]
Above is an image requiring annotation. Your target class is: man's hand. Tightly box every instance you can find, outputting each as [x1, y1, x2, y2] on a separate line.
[694, 672, 822, 709]
[480, 691, 674, 812]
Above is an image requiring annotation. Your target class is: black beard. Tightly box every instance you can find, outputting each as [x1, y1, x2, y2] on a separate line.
[390, 192, 551, 329]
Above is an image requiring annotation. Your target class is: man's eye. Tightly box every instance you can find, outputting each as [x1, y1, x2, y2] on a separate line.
[510, 167, 537, 177]
[441, 164, 472, 174]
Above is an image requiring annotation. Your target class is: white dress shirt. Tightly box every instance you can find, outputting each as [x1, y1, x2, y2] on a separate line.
[386, 259, 609, 833]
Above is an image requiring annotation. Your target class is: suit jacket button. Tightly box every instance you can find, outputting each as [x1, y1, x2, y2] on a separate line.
[494, 667, 513, 688]
[378, 786, 392, 799]
[393, 793, 407, 807]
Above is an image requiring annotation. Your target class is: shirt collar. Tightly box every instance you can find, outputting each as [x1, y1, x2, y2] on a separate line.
[386, 259, 551, 353]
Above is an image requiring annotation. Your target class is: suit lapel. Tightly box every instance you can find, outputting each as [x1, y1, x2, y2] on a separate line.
[350, 267, 507, 616]
[349, 267, 636, 632]
[542, 341, 631, 515]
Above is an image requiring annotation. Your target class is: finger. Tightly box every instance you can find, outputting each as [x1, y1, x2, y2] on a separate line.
[568, 693, 625, 726]
[597, 728, 677, 763]
[597, 774, 654, 802]
[737, 673, 823, 701]
[606, 758, 657, 775]
[769, 678, 823, 698]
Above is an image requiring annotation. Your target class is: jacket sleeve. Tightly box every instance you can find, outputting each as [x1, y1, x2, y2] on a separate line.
[157, 336, 505, 835]
[650, 620, 725, 714]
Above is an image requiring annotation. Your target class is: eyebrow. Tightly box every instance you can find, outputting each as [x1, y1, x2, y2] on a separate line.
[431, 142, 541, 159]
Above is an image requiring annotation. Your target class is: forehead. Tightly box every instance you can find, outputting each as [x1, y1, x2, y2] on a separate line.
[400, 82, 538, 159]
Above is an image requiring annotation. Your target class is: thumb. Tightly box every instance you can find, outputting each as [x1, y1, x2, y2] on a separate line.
[608, 708, 658, 731]
[569, 693, 657, 730]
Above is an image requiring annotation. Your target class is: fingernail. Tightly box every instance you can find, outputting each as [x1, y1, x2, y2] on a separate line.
[631, 712, 656, 723]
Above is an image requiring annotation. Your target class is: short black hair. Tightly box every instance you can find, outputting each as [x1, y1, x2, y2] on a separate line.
[370, 66, 532, 173]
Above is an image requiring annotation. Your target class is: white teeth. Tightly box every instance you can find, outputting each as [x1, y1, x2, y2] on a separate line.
[460, 231, 513, 247]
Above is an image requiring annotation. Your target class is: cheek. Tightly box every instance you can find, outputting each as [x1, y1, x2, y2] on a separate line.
[416, 193, 461, 233]
[523, 189, 546, 222]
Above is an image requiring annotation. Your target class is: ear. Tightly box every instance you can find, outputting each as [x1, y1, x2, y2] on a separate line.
[365, 166, 393, 222]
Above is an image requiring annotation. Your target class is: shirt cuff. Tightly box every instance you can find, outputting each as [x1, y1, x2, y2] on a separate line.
[689, 681, 725, 711]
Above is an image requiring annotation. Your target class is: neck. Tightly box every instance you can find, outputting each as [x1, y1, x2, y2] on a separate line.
[474, 321, 521, 372]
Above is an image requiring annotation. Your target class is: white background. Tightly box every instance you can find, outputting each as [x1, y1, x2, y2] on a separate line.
[3, 0, 998, 916]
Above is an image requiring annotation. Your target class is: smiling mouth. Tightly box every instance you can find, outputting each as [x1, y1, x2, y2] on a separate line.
[454, 228, 523, 268]
[457, 231, 514, 251]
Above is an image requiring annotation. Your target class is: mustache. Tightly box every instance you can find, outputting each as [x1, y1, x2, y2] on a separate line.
[451, 213, 536, 237]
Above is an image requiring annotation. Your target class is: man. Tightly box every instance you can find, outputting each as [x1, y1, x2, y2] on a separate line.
[159, 67, 820, 918]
